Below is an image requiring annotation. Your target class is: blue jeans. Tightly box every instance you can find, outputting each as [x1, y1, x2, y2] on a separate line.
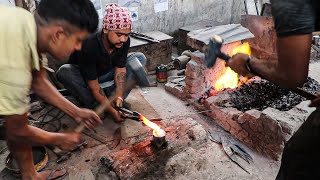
[56, 52, 149, 109]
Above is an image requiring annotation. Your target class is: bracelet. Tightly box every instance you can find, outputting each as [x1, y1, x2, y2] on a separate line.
[117, 96, 124, 102]
[245, 55, 256, 75]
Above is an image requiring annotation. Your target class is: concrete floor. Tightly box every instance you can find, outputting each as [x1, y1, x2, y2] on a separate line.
[2, 58, 320, 179]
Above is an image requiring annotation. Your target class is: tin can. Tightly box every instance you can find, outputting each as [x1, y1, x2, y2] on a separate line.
[156, 64, 168, 83]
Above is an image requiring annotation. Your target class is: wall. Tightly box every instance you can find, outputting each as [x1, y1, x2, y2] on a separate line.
[101, 0, 245, 35]
[0, 0, 15, 6]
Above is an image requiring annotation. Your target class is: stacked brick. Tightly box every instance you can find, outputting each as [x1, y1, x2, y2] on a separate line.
[199, 93, 313, 160]
[129, 39, 172, 72]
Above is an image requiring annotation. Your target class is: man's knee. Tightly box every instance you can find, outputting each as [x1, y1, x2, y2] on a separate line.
[56, 64, 75, 83]
[128, 52, 147, 66]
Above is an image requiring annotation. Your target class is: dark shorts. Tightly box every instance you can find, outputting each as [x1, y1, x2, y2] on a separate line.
[276, 108, 320, 180]
[270, 0, 320, 37]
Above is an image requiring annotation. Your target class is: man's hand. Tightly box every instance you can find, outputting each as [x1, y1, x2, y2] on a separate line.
[227, 53, 254, 77]
[56, 132, 81, 151]
[112, 96, 123, 108]
[106, 106, 125, 123]
[73, 108, 102, 129]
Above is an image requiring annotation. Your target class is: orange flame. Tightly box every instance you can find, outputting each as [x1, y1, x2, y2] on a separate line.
[214, 42, 251, 91]
[214, 67, 239, 90]
[139, 114, 166, 137]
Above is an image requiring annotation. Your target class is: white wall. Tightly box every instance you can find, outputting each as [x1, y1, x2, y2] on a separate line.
[100, 0, 245, 35]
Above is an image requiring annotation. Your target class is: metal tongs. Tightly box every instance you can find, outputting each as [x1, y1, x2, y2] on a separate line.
[116, 106, 141, 121]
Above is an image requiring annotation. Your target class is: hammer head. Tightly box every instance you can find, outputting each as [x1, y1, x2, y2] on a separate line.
[204, 35, 231, 68]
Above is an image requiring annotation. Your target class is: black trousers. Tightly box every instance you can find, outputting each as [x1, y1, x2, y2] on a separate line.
[276, 108, 320, 180]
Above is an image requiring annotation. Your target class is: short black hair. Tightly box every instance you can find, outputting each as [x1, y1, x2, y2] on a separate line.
[37, 0, 98, 33]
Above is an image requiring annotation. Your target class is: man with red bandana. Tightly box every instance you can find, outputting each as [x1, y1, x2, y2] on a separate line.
[57, 3, 150, 122]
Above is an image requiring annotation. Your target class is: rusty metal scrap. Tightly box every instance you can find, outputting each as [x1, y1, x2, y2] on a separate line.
[207, 129, 252, 174]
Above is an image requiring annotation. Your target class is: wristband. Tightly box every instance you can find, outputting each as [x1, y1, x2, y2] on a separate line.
[117, 96, 124, 102]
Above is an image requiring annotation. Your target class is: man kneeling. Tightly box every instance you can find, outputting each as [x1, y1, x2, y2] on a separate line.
[57, 3, 150, 123]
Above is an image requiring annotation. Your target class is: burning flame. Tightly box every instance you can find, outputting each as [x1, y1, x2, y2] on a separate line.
[214, 42, 252, 91]
[139, 114, 166, 137]
[214, 67, 239, 90]
[231, 42, 251, 56]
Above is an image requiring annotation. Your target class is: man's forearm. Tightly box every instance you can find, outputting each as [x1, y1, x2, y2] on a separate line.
[87, 79, 112, 111]
[250, 34, 311, 88]
[7, 125, 63, 146]
[32, 69, 80, 118]
[114, 67, 126, 97]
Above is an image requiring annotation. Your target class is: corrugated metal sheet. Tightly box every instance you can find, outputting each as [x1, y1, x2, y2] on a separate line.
[187, 24, 255, 45]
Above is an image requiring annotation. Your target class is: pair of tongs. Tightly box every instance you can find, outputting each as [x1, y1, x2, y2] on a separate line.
[116, 106, 141, 121]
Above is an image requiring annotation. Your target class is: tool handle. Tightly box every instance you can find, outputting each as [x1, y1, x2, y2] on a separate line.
[74, 100, 111, 133]
[74, 123, 85, 133]
[218, 52, 231, 61]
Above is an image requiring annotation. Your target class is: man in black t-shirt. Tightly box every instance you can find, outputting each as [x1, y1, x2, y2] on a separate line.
[57, 3, 150, 122]
[226, 0, 320, 179]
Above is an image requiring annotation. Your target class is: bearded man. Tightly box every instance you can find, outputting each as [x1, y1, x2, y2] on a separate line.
[57, 3, 150, 123]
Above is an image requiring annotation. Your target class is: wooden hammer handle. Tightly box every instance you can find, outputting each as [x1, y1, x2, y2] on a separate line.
[74, 100, 111, 133]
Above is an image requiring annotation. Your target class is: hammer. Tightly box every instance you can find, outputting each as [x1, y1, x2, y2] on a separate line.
[204, 35, 318, 100]
[73, 100, 109, 133]
[204, 35, 231, 68]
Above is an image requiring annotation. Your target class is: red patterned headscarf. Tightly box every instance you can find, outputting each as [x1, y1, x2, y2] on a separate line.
[103, 3, 132, 30]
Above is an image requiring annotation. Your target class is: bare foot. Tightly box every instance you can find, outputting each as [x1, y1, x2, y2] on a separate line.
[38, 167, 67, 180]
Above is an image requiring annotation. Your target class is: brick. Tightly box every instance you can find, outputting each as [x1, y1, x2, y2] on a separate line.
[164, 82, 185, 99]
[190, 51, 204, 64]
[184, 84, 205, 94]
[185, 77, 204, 87]
[187, 71, 202, 79]
[220, 41, 242, 55]
[237, 110, 260, 124]
[260, 113, 282, 136]
[185, 92, 203, 99]
[186, 60, 200, 72]
[206, 92, 232, 106]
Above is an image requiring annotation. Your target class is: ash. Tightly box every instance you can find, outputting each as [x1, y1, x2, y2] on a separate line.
[228, 77, 320, 112]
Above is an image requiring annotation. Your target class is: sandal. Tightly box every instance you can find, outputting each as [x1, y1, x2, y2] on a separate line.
[41, 167, 67, 180]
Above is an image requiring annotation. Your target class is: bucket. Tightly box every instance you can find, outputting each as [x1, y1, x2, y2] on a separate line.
[6, 146, 48, 176]
[156, 64, 168, 83]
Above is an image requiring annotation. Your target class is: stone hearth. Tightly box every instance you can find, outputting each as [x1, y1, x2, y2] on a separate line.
[165, 24, 319, 159]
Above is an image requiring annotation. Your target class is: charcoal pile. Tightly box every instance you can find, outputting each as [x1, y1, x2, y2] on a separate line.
[228, 77, 320, 112]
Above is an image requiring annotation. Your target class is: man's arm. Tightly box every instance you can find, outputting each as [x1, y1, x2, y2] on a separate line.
[251, 34, 311, 88]
[228, 34, 312, 89]
[87, 79, 124, 122]
[87, 79, 110, 106]
[5, 113, 80, 151]
[31, 68, 102, 128]
[114, 67, 126, 106]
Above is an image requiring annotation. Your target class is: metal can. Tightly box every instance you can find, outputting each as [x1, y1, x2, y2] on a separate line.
[156, 64, 168, 83]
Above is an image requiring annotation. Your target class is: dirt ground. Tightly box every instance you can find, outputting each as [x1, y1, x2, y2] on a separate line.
[0, 85, 280, 180]
[2, 59, 320, 179]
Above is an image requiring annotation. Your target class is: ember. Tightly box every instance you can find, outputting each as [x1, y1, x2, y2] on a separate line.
[228, 77, 320, 112]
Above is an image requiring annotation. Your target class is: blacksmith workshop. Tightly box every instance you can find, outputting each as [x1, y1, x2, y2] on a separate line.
[0, 0, 320, 179]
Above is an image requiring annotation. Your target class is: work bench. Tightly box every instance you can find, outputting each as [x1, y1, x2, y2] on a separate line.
[129, 31, 173, 72]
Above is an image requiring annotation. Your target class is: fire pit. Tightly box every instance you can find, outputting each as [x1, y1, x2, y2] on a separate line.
[97, 117, 206, 179]
[165, 24, 319, 159]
